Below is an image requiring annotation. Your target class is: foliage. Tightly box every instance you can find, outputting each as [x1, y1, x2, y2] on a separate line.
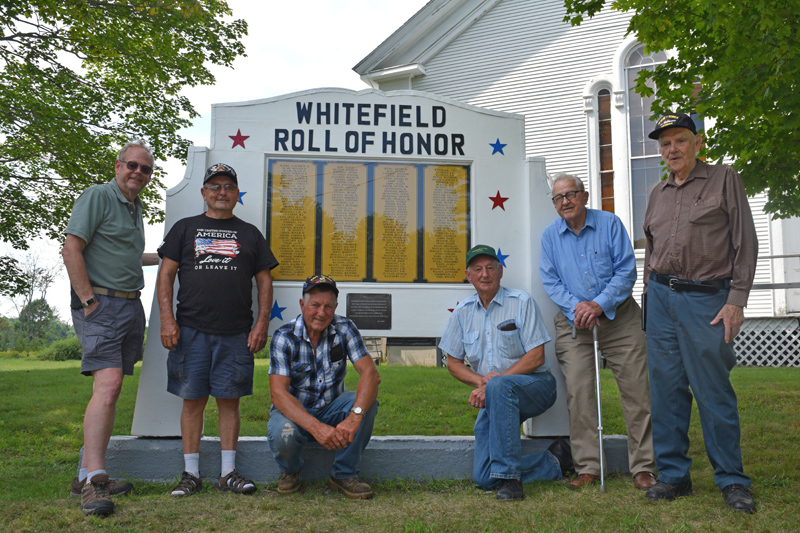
[0, 1, 247, 287]
[38, 336, 81, 361]
[563, 0, 800, 217]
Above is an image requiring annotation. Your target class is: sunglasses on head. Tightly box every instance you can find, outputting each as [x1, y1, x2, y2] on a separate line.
[119, 159, 153, 176]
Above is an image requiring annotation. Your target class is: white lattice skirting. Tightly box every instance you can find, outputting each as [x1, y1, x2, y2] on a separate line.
[735, 317, 800, 367]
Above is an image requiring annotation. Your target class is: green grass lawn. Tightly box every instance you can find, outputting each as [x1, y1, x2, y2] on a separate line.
[1, 358, 798, 532]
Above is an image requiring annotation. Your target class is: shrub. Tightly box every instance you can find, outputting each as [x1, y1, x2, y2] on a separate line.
[39, 338, 83, 361]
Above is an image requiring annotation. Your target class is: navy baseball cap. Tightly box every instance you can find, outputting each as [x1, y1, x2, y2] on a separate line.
[203, 163, 238, 184]
[302, 274, 339, 296]
[648, 113, 698, 140]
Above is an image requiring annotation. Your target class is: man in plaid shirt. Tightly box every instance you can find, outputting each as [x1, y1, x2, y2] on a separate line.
[268, 275, 381, 499]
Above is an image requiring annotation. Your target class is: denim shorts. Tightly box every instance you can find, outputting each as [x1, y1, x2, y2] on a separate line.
[166, 325, 254, 400]
[71, 295, 145, 376]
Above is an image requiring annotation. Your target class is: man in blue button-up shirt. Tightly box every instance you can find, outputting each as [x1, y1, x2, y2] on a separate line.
[540, 174, 655, 491]
[268, 275, 380, 499]
[439, 245, 572, 501]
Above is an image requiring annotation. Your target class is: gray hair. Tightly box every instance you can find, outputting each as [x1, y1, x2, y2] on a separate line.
[302, 287, 338, 304]
[551, 173, 585, 192]
[118, 139, 154, 166]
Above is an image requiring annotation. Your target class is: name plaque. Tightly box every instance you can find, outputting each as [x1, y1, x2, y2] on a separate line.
[267, 158, 469, 284]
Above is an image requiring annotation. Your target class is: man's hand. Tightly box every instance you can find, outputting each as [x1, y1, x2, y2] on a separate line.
[710, 303, 745, 343]
[481, 371, 501, 385]
[573, 301, 602, 330]
[83, 300, 100, 317]
[247, 321, 269, 354]
[469, 384, 487, 409]
[160, 316, 180, 350]
[311, 423, 349, 451]
[335, 413, 362, 445]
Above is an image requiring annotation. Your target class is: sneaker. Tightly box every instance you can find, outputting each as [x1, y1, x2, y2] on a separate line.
[80, 474, 114, 516]
[70, 476, 133, 498]
[277, 472, 300, 494]
[170, 471, 203, 497]
[216, 470, 256, 495]
[646, 480, 693, 501]
[722, 483, 756, 514]
[496, 478, 524, 501]
[327, 476, 374, 499]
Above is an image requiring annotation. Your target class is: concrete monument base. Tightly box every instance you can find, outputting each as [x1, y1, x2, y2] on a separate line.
[96, 435, 631, 483]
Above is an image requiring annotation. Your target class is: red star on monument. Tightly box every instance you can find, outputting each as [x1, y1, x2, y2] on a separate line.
[229, 129, 249, 149]
[448, 301, 460, 313]
[490, 191, 509, 210]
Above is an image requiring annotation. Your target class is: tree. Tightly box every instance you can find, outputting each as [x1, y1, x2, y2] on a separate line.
[563, 0, 800, 217]
[0, 1, 247, 289]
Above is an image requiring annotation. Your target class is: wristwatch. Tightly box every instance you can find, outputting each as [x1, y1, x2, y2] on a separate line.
[81, 296, 98, 308]
[350, 406, 364, 416]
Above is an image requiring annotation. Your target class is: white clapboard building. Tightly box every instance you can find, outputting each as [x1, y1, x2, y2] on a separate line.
[354, 0, 800, 366]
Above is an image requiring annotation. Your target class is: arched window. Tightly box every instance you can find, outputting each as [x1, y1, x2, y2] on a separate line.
[598, 89, 614, 213]
[626, 44, 667, 248]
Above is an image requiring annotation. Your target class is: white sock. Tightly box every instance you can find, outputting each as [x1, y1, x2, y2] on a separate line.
[78, 468, 88, 482]
[220, 450, 236, 478]
[86, 469, 106, 484]
[220, 450, 253, 489]
[184, 453, 200, 478]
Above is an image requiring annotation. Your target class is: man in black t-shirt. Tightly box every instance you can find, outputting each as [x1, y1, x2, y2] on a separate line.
[157, 163, 278, 497]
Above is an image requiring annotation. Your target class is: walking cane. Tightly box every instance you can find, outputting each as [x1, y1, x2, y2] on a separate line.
[572, 324, 607, 493]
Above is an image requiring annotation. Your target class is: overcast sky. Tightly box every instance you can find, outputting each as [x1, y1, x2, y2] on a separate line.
[6, 0, 427, 322]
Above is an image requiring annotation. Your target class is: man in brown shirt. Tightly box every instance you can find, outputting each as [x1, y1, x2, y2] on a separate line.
[642, 113, 758, 513]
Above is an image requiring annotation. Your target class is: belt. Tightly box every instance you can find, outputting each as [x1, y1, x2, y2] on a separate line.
[92, 286, 141, 299]
[649, 273, 730, 294]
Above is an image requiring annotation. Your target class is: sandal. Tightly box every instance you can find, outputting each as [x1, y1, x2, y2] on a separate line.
[217, 470, 256, 494]
[171, 471, 202, 496]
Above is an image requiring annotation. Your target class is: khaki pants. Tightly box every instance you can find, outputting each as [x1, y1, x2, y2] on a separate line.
[554, 297, 656, 476]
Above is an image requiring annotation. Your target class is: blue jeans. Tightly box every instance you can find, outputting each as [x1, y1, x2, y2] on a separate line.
[472, 372, 561, 489]
[646, 281, 750, 489]
[267, 391, 377, 479]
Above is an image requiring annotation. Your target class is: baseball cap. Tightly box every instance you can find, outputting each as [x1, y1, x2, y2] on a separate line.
[302, 274, 339, 296]
[203, 163, 238, 184]
[466, 244, 499, 267]
[648, 113, 698, 140]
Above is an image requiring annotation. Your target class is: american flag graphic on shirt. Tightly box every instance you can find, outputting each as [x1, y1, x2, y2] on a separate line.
[195, 237, 240, 259]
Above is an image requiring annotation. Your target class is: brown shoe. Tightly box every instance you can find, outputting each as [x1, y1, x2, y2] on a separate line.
[327, 476, 374, 499]
[568, 473, 599, 490]
[634, 471, 657, 490]
[277, 472, 300, 494]
[80, 474, 114, 516]
[70, 476, 133, 498]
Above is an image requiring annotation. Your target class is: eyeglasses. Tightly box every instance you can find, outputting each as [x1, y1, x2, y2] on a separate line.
[552, 190, 582, 204]
[204, 184, 239, 192]
[119, 160, 153, 176]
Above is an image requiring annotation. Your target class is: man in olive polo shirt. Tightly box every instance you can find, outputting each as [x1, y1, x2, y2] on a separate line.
[61, 140, 159, 516]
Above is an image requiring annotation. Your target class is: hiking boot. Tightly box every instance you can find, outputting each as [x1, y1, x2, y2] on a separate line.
[170, 471, 203, 497]
[327, 476, 374, 499]
[496, 478, 524, 501]
[216, 470, 256, 495]
[80, 474, 114, 516]
[277, 471, 300, 494]
[70, 476, 133, 498]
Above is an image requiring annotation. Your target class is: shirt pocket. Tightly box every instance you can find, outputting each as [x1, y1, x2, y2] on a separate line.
[291, 362, 312, 389]
[497, 320, 525, 361]
[689, 194, 726, 226]
[463, 330, 481, 368]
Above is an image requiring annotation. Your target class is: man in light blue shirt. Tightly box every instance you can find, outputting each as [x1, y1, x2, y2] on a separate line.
[439, 245, 572, 501]
[540, 174, 655, 491]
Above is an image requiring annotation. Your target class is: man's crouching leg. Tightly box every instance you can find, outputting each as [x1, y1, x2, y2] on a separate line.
[267, 408, 306, 494]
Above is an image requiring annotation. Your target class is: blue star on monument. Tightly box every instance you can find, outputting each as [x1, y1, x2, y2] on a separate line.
[496, 248, 509, 267]
[270, 300, 286, 321]
[489, 138, 507, 155]
[238, 191, 247, 205]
